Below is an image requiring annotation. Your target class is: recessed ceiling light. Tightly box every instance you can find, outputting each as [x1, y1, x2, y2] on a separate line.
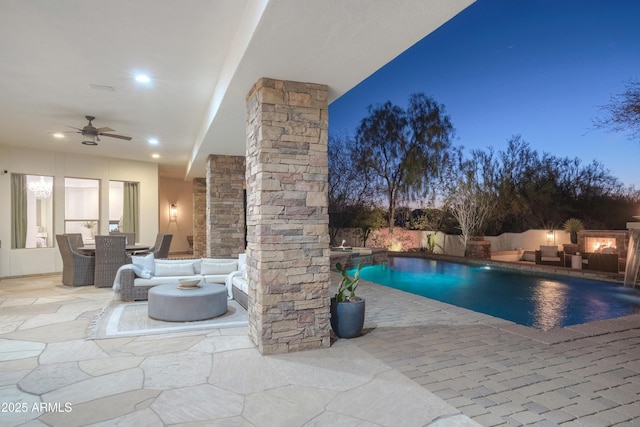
[147, 138, 159, 145]
[135, 74, 151, 84]
[52, 133, 65, 139]
[152, 153, 160, 159]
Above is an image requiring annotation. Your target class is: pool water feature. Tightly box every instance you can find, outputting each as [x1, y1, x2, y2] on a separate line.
[353, 257, 640, 330]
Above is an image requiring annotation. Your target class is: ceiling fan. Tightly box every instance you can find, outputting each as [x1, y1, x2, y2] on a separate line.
[64, 115, 132, 145]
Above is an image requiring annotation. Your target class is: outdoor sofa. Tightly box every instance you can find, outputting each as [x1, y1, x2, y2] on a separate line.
[116, 255, 238, 301]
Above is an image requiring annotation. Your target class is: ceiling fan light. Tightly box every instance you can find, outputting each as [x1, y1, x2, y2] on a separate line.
[82, 135, 98, 146]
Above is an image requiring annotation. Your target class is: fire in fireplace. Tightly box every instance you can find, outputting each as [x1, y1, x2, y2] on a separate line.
[585, 237, 617, 253]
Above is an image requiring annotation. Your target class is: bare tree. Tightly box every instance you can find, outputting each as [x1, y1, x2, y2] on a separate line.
[444, 150, 497, 251]
[593, 78, 640, 140]
[328, 133, 374, 245]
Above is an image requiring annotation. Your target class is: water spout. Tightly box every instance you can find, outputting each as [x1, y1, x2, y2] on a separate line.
[624, 228, 640, 287]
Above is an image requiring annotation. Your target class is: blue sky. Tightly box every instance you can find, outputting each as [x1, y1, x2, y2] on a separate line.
[329, 0, 640, 187]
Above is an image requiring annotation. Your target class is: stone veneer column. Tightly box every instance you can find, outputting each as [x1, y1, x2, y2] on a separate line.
[245, 78, 330, 354]
[192, 178, 206, 257]
[206, 155, 246, 258]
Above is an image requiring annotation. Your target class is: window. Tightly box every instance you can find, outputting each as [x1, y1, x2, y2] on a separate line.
[11, 174, 54, 249]
[64, 178, 100, 242]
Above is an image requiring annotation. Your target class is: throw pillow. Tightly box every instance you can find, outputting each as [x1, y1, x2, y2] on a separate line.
[154, 262, 195, 277]
[238, 253, 247, 271]
[131, 253, 155, 275]
[131, 264, 152, 279]
[201, 259, 237, 275]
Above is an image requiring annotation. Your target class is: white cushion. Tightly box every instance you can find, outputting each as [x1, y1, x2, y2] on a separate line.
[238, 253, 247, 271]
[540, 246, 558, 258]
[131, 253, 155, 275]
[154, 262, 195, 277]
[201, 259, 237, 275]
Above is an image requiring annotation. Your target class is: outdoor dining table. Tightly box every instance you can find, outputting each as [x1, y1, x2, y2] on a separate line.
[77, 244, 150, 255]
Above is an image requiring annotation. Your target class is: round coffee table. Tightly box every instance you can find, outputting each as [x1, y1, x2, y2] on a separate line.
[148, 282, 227, 322]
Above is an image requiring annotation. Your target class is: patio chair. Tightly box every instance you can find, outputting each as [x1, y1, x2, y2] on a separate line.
[94, 235, 131, 288]
[131, 233, 173, 258]
[110, 231, 136, 244]
[535, 245, 565, 267]
[151, 233, 173, 258]
[56, 234, 95, 286]
[65, 233, 84, 251]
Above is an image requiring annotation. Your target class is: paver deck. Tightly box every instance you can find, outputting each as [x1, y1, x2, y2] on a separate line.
[1, 270, 639, 426]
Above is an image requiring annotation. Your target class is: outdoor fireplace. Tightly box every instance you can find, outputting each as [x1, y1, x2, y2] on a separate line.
[578, 230, 628, 258]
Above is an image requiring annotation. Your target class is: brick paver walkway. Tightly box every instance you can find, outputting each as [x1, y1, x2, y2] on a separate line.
[348, 273, 640, 426]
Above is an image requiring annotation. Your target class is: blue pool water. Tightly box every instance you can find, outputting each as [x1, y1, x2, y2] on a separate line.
[352, 257, 640, 330]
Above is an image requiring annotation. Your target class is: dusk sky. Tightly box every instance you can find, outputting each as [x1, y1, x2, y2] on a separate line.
[329, 0, 640, 188]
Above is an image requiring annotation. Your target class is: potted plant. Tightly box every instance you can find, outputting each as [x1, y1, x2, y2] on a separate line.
[562, 218, 584, 244]
[330, 262, 365, 338]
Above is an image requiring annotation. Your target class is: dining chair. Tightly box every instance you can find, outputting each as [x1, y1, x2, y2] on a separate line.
[151, 233, 173, 259]
[65, 233, 84, 251]
[94, 235, 130, 288]
[56, 234, 95, 286]
[110, 231, 136, 244]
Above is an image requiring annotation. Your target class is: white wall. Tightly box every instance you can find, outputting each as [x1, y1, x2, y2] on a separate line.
[0, 144, 159, 277]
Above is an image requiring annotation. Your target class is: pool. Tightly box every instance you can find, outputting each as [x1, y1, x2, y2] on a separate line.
[352, 257, 640, 330]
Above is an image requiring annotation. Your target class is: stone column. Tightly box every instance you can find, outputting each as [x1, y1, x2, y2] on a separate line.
[192, 178, 206, 257]
[206, 155, 246, 258]
[245, 78, 330, 354]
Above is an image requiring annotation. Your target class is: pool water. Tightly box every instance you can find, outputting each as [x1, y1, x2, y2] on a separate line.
[353, 257, 640, 330]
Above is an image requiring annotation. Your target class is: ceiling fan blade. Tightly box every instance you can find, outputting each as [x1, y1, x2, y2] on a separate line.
[100, 133, 132, 141]
[96, 127, 114, 133]
[63, 125, 83, 131]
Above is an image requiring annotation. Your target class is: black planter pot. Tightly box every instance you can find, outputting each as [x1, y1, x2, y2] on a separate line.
[330, 297, 365, 338]
[570, 231, 578, 244]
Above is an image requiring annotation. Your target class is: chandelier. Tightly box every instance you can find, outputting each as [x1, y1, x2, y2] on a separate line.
[28, 176, 53, 199]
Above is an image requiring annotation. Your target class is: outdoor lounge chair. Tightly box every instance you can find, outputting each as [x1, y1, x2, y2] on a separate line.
[582, 252, 619, 273]
[535, 245, 565, 267]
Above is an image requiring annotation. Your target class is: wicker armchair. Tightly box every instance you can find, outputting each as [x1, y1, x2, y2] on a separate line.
[151, 233, 172, 258]
[56, 234, 95, 286]
[110, 231, 136, 244]
[94, 235, 131, 288]
[65, 233, 84, 251]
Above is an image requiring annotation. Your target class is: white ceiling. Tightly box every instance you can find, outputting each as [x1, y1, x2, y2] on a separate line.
[0, 0, 473, 179]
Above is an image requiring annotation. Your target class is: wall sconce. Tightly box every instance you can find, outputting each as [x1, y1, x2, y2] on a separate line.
[546, 230, 555, 244]
[169, 203, 178, 221]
